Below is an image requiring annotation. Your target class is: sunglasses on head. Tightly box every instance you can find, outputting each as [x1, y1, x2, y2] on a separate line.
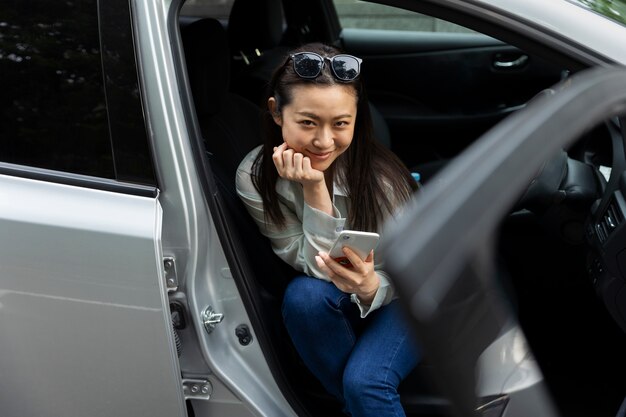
[290, 52, 363, 82]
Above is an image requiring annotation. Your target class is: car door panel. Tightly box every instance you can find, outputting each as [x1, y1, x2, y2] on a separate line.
[341, 29, 565, 171]
[0, 174, 186, 417]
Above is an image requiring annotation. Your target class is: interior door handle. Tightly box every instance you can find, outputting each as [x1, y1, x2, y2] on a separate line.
[493, 54, 529, 69]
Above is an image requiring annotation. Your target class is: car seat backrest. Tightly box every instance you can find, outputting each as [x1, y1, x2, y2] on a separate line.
[181, 17, 298, 297]
[226, 0, 290, 107]
[182, 18, 258, 158]
[227, 0, 285, 67]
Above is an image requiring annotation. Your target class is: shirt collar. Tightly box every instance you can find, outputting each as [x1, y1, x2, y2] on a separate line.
[334, 179, 348, 197]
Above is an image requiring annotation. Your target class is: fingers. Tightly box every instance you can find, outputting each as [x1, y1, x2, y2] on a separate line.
[292, 152, 304, 176]
[272, 143, 317, 182]
[272, 143, 288, 170]
[315, 255, 334, 279]
[273, 143, 296, 176]
[318, 249, 375, 294]
[341, 247, 364, 269]
[338, 247, 374, 271]
[302, 155, 313, 172]
[317, 251, 343, 277]
[319, 249, 380, 299]
[275, 143, 294, 167]
[318, 249, 368, 278]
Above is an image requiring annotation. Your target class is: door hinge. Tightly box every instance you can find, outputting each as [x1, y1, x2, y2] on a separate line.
[164, 257, 178, 292]
[182, 378, 212, 400]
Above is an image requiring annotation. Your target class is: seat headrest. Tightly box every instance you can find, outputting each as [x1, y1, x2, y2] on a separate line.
[181, 18, 230, 117]
[228, 0, 284, 59]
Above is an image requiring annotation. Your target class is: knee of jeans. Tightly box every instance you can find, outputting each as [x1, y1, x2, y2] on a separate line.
[343, 361, 396, 403]
[342, 372, 367, 404]
[282, 276, 333, 319]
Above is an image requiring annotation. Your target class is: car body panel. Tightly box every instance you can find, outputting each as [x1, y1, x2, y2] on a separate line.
[0, 173, 186, 417]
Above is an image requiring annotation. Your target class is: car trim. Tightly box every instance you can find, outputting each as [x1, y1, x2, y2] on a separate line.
[0, 162, 158, 198]
[99, 0, 158, 186]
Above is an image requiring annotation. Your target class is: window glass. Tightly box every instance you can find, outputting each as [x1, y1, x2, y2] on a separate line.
[100, 0, 156, 185]
[0, 0, 114, 178]
[333, 0, 475, 33]
[181, 0, 234, 19]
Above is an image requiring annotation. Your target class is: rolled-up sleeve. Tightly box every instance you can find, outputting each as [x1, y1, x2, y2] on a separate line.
[354, 271, 397, 317]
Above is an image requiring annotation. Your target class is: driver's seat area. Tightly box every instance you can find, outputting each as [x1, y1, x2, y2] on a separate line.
[180, 15, 449, 417]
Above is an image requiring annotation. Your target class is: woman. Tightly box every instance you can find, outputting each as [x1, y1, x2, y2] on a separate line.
[236, 42, 420, 417]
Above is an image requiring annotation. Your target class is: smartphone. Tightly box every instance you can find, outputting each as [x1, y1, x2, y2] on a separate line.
[329, 230, 380, 268]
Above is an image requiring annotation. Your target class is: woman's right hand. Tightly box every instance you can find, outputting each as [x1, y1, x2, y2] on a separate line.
[273, 142, 334, 216]
[272, 142, 324, 186]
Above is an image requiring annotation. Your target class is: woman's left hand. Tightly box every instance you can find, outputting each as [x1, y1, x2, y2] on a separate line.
[316, 248, 380, 305]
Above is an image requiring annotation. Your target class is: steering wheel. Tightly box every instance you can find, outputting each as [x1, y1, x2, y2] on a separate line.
[513, 148, 601, 214]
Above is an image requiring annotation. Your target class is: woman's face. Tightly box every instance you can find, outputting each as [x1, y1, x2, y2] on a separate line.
[270, 84, 357, 172]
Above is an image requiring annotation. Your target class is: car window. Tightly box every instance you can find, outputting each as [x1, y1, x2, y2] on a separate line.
[181, 0, 234, 20]
[0, 0, 155, 185]
[332, 0, 476, 33]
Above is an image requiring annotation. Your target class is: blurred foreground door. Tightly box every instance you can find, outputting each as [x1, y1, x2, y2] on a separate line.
[381, 66, 626, 417]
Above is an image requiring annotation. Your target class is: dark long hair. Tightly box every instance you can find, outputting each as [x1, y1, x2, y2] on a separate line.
[251, 42, 417, 232]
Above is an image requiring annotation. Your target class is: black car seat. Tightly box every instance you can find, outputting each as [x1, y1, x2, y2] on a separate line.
[180, 16, 448, 417]
[227, 0, 289, 106]
[181, 17, 301, 298]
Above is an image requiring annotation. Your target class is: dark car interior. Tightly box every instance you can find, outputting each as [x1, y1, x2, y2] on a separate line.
[176, 0, 626, 416]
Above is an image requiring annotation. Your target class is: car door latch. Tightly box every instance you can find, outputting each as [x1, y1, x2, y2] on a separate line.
[202, 305, 224, 334]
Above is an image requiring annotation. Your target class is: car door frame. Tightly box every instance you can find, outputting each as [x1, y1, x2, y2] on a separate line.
[132, 1, 300, 416]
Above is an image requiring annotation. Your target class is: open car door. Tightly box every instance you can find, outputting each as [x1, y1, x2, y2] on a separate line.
[381, 66, 626, 417]
[0, 175, 187, 417]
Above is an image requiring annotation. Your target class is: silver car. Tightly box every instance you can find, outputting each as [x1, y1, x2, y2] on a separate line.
[2, 0, 626, 416]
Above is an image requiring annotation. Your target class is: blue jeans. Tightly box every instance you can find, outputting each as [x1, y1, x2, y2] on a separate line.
[282, 276, 420, 417]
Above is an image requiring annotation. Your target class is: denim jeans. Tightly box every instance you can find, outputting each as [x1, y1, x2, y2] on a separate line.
[282, 275, 420, 417]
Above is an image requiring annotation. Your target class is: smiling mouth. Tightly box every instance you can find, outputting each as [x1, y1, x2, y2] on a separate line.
[308, 151, 333, 160]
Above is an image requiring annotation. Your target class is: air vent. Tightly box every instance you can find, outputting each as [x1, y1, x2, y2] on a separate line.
[596, 197, 624, 243]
